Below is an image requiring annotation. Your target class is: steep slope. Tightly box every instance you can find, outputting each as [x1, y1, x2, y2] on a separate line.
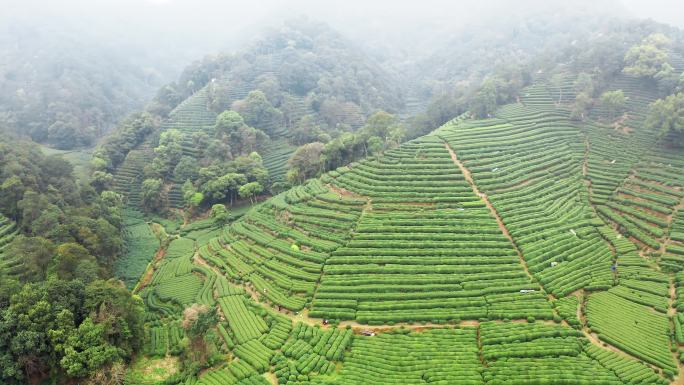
[128, 72, 684, 384]
[437, 77, 680, 376]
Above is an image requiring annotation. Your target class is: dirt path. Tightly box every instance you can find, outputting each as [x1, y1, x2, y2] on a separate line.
[197, 251, 561, 333]
[133, 223, 169, 294]
[580, 135, 626, 267]
[583, 136, 590, 179]
[660, 200, 684, 265]
[443, 142, 554, 307]
[308, 189, 372, 313]
[337, 318, 560, 333]
[577, 288, 674, 379]
[575, 290, 585, 327]
[668, 276, 684, 385]
[443, 143, 523, 270]
[264, 372, 278, 385]
[443, 140, 677, 379]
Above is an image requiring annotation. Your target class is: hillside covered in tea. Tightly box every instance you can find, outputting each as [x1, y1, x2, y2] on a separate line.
[3, 4, 684, 385]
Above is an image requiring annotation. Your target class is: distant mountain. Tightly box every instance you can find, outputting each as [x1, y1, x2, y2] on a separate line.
[100, 19, 404, 212]
[0, 24, 174, 149]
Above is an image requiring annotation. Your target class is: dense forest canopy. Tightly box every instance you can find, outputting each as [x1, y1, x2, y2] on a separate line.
[0, 24, 172, 149]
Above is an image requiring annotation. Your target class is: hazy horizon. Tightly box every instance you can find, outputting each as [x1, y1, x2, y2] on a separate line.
[3, 0, 682, 78]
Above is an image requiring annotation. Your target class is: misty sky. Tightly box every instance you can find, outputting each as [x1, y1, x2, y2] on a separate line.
[621, 0, 684, 28]
[5, 0, 682, 45]
[2, 0, 683, 79]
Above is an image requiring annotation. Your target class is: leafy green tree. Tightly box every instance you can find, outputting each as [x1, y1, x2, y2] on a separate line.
[470, 78, 498, 118]
[285, 168, 301, 186]
[361, 111, 397, 139]
[140, 178, 165, 212]
[291, 114, 324, 145]
[174, 156, 200, 182]
[0, 140, 124, 279]
[71, 217, 123, 265]
[321, 133, 365, 171]
[623, 33, 674, 82]
[90, 171, 114, 192]
[47, 114, 96, 150]
[59, 317, 119, 378]
[73, 259, 100, 284]
[83, 279, 145, 355]
[5, 236, 55, 281]
[234, 125, 269, 155]
[0, 280, 86, 384]
[270, 181, 289, 195]
[232, 90, 283, 134]
[182, 180, 203, 210]
[206, 138, 233, 163]
[90, 156, 107, 172]
[211, 204, 231, 227]
[94, 112, 158, 170]
[0, 273, 21, 308]
[367, 136, 384, 157]
[100, 190, 124, 208]
[287, 142, 325, 184]
[571, 92, 593, 121]
[0, 175, 25, 220]
[201, 173, 247, 204]
[53, 243, 98, 281]
[647, 93, 684, 146]
[181, 179, 195, 201]
[600, 90, 628, 120]
[182, 304, 218, 364]
[574, 73, 595, 97]
[151, 129, 184, 177]
[420, 92, 466, 135]
[238, 182, 264, 204]
[17, 190, 50, 233]
[215, 110, 245, 136]
[189, 192, 204, 207]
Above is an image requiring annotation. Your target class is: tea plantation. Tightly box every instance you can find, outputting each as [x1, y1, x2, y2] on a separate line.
[125, 74, 684, 385]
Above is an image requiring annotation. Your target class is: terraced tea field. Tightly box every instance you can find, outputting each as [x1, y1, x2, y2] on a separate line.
[0, 214, 19, 278]
[115, 209, 160, 289]
[127, 74, 684, 384]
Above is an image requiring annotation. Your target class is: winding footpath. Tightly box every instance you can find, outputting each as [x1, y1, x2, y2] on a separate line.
[442, 140, 680, 382]
[443, 142, 554, 303]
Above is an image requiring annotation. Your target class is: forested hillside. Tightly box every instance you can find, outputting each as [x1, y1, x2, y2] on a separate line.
[94, 20, 405, 216]
[0, 140, 145, 385]
[403, 16, 684, 138]
[0, 24, 170, 149]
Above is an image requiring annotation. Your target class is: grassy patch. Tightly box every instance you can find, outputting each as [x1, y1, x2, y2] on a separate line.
[37, 143, 93, 182]
[126, 356, 180, 385]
